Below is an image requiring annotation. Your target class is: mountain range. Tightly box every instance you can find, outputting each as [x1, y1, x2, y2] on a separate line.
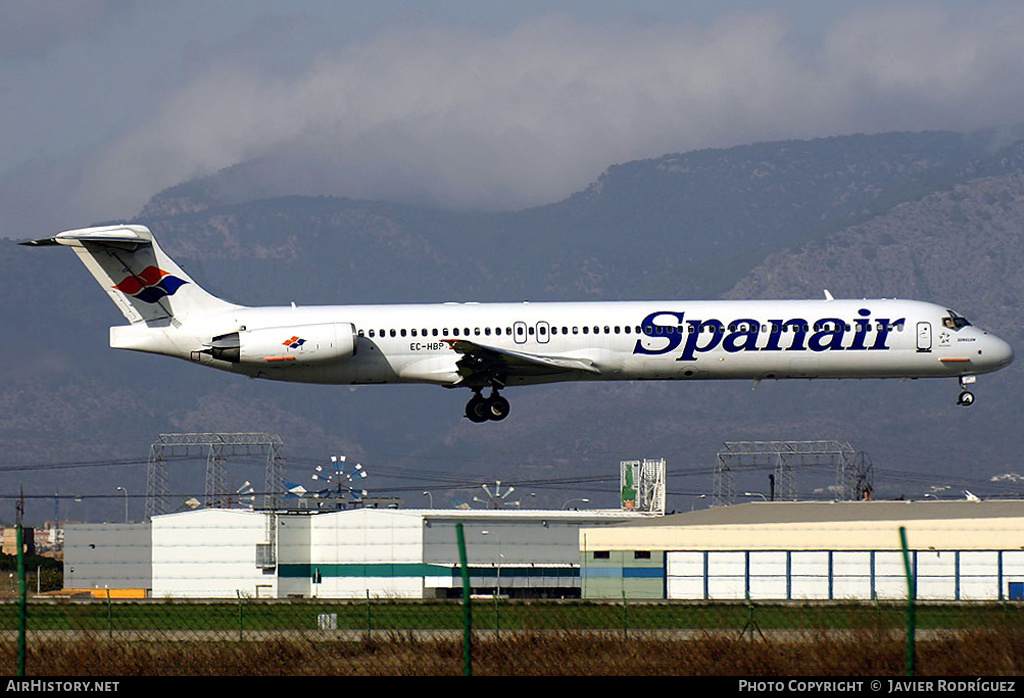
[3, 128, 1023, 522]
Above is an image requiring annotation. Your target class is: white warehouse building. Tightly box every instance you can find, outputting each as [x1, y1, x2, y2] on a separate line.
[68, 506, 642, 599]
[580, 500, 1024, 601]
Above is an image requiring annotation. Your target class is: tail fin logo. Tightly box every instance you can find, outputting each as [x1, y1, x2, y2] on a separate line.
[113, 266, 188, 303]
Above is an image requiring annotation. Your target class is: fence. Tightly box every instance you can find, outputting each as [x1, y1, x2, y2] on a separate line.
[4, 595, 1024, 675]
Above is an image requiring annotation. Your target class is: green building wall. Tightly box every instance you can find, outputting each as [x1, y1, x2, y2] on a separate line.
[580, 549, 665, 599]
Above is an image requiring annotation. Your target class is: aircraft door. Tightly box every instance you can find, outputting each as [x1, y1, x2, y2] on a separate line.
[536, 321, 550, 344]
[513, 321, 527, 345]
[916, 322, 932, 353]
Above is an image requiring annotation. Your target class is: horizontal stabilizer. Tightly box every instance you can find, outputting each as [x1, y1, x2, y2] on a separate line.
[21, 224, 154, 250]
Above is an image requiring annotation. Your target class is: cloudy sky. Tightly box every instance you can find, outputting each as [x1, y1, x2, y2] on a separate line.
[2, 0, 1023, 236]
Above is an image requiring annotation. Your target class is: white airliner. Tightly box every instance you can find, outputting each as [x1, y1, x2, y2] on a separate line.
[23, 224, 1013, 422]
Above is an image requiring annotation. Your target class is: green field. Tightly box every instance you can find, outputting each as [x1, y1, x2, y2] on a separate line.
[2, 598, 1022, 632]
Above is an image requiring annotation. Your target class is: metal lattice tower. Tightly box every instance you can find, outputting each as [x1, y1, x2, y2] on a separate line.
[847, 450, 875, 502]
[146, 432, 286, 519]
[713, 440, 872, 506]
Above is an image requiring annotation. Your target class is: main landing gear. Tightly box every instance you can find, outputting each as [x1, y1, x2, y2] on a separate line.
[957, 376, 976, 407]
[465, 389, 510, 423]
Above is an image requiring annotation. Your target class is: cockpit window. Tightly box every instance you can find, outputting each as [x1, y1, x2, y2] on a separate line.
[942, 310, 972, 330]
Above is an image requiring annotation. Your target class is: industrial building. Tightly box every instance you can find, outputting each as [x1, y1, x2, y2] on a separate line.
[65, 507, 643, 599]
[580, 500, 1024, 601]
[66, 496, 1024, 603]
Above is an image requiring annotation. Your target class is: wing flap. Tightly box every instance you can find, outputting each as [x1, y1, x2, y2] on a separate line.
[443, 338, 601, 383]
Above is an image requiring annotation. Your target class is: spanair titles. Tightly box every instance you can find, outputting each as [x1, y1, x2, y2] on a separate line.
[633, 308, 905, 360]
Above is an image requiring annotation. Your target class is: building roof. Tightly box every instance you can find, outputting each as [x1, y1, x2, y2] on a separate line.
[615, 500, 1024, 527]
[154, 506, 645, 522]
[414, 508, 646, 521]
[580, 500, 1024, 552]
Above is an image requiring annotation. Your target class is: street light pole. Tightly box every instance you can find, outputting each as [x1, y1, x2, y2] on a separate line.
[481, 530, 502, 597]
[116, 487, 128, 523]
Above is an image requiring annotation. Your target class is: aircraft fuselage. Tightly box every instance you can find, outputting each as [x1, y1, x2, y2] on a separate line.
[113, 298, 1012, 386]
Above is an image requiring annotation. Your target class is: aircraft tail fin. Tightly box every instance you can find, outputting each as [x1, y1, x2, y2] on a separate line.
[21, 224, 237, 325]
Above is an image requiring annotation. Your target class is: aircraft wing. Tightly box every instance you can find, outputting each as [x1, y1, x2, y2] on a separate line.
[443, 338, 601, 386]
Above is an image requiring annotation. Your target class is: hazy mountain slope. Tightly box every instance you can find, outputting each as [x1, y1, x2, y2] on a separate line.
[141, 131, 1024, 302]
[723, 170, 1024, 492]
[727, 171, 1024, 343]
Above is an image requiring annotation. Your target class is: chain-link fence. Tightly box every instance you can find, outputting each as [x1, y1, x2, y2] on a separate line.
[2, 597, 1023, 676]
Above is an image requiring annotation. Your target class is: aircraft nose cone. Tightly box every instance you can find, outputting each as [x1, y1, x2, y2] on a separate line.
[985, 335, 1014, 370]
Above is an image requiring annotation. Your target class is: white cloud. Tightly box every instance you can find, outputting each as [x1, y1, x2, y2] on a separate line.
[29, 3, 1024, 227]
[823, 3, 1024, 129]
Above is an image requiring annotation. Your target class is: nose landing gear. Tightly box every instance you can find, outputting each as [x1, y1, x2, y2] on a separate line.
[465, 389, 511, 423]
[957, 376, 976, 407]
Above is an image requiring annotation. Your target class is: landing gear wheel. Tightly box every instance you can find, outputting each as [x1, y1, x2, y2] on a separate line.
[957, 391, 975, 407]
[486, 395, 510, 421]
[465, 394, 489, 423]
